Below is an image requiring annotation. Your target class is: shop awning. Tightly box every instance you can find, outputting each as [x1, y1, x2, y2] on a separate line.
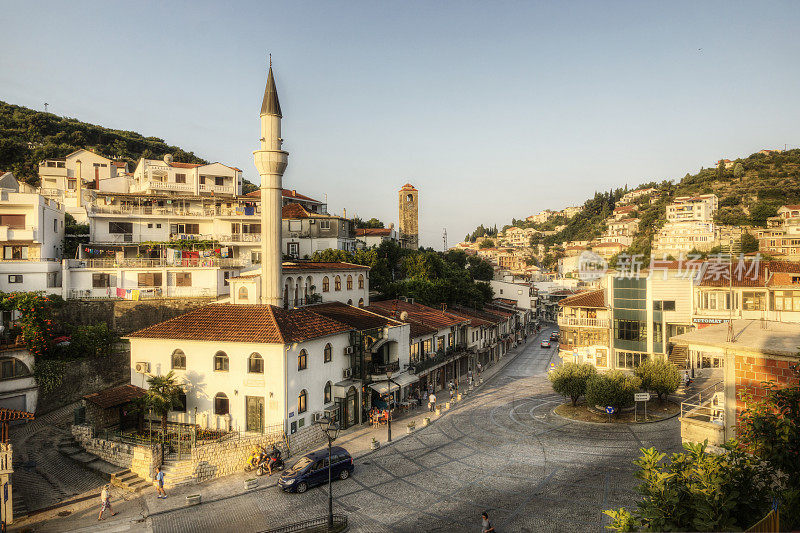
[368, 372, 418, 394]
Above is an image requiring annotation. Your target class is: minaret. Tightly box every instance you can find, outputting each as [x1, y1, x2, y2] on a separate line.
[253, 61, 289, 305]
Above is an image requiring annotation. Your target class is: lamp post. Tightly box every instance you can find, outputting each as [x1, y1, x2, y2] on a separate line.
[385, 370, 400, 443]
[317, 416, 340, 529]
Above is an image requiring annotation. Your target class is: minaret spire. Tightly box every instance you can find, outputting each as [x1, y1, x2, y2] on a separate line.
[254, 61, 289, 306]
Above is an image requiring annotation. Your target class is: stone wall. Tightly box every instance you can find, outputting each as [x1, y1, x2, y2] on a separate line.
[36, 349, 129, 415]
[287, 424, 327, 456]
[71, 424, 160, 479]
[57, 298, 215, 335]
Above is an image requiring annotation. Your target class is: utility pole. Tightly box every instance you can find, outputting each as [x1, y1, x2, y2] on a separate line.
[727, 238, 734, 342]
[44, 103, 48, 113]
[442, 228, 447, 252]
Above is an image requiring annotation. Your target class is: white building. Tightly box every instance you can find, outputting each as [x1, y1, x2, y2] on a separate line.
[282, 203, 356, 257]
[666, 194, 718, 223]
[489, 278, 537, 310]
[0, 176, 64, 293]
[0, 344, 37, 413]
[653, 194, 720, 257]
[130, 156, 242, 197]
[355, 226, 397, 248]
[618, 187, 657, 205]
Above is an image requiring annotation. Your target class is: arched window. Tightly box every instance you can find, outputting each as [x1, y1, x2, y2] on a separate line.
[324, 343, 332, 363]
[214, 351, 229, 372]
[238, 286, 249, 302]
[346, 275, 353, 290]
[406, 194, 413, 202]
[248, 352, 264, 374]
[214, 392, 229, 415]
[171, 349, 186, 370]
[298, 389, 307, 414]
[358, 274, 364, 289]
[334, 275, 341, 291]
[358, 298, 364, 308]
[0, 357, 31, 380]
[298, 349, 308, 370]
[322, 276, 330, 292]
[324, 381, 332, 404]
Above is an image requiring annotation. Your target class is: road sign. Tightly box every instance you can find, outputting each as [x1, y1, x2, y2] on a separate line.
[634, 393, 651, 402]
[605, 406, 615, 414]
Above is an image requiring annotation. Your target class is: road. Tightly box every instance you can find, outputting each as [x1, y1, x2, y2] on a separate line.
[145, 326, 682, 532]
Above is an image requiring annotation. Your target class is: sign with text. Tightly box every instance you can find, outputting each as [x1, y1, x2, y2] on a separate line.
[634, 392, 651, 402]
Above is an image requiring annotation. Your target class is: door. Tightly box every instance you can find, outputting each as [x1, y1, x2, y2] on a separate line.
[245, 396, 264, 433]
[346, 387, 357, 427]
[308, 460, 327, 487]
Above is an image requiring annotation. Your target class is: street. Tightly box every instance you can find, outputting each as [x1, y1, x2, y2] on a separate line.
[142, 326, 681, 532]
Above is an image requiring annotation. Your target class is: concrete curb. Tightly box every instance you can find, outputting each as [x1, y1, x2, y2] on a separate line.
[550, 399, 682, 426]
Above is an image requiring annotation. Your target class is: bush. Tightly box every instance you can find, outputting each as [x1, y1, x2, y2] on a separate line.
[585, 370, 641, 415]
[64, 323, 119, 358]
[548, 362, 597, 406]
[634, 359, 680, 401]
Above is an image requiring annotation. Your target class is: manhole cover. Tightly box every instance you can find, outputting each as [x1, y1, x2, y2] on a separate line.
[58, 511, 72, 517]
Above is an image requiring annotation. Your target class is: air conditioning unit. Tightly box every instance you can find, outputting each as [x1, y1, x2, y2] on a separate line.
[342, 368, 352, 379]
[134, 362, 150, 374]
[344, 346, 354, 355]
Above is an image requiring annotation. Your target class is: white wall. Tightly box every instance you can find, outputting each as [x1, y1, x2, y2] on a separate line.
[0, 347, 38, 413]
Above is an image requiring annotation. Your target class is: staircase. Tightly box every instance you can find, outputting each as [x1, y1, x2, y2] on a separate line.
[669, 344, 688, 368]
[159, 458, 197, 489]
[56, 436, 148, 493]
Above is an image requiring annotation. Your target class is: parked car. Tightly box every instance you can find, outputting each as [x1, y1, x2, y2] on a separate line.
[550, 332, 559, 342]
[278, 446, 354, 493]
[540, 340, 551, 348]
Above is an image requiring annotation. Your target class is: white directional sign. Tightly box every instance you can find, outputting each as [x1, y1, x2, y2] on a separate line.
[634, 392, 651, 402]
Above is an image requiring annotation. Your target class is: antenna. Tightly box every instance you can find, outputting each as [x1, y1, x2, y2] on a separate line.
[44, 103, 49, 113]
[443, 228, 448, 251]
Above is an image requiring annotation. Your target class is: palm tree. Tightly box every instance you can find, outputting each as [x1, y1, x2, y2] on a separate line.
[144, 371, 183, 436]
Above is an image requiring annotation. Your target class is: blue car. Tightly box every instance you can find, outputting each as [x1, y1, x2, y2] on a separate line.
[278, 446, 354, 493]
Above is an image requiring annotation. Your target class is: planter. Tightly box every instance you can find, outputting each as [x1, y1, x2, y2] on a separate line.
[406, 426, 414, 434]
[186, 494, 201, 506]
[444, 402, 450, 410]
[245, 478, 258, 490]
[423, 417, 431, 427]
[456, 393, 462, 401]
[370, 440, 380, 450]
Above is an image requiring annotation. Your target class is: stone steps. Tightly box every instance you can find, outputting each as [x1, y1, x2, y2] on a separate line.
[110, 468, 150, 493]
[57, 438, 148, 493]
[159, 460, 198, 488]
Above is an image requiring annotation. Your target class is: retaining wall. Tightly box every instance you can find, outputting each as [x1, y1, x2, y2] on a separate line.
[72, 424, 160, 479]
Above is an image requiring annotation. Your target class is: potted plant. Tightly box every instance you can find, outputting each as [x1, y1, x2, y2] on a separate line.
[423, 417, 431, 427]
[406, 421, 415, 434]
[370, 437, 380, 450]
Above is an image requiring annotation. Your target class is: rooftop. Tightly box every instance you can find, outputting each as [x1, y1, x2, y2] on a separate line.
[558, 289, 606, 308]
[84, 384, 147, 409]
[308, 302, 403, 331]
[671, 319, 800, 358]
[356, 228, 393, 237]
[231, 261, 369, 279]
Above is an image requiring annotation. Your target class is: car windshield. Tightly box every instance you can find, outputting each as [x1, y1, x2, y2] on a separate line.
[288, 457, 313, 473]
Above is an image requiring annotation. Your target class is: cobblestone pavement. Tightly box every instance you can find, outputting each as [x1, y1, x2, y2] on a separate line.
[142, 326, 683, 533]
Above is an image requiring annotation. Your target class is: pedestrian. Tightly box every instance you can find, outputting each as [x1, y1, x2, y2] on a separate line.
[428, 392, 436, 412]
[98, 484, 117, 520]
[481, 511, 495, 532]
[477, 362, 483, 374]
[154, 465, 167, 499]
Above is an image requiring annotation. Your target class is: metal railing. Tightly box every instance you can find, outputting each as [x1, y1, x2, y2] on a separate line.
[369, 361, 400, 375]
[67, 258, 246, 268]
[557, 316, 609, 328]
[680, 381, 725, 423]
[746, 509, 780, 533]
[261, 515, 348, 533]
[218, 233, 262, 242]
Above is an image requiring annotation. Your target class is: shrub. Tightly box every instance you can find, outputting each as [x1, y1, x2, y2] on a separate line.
[634, 359, 680, 401]
[548, 362, 597, 406]
[585, 370, 641, 414]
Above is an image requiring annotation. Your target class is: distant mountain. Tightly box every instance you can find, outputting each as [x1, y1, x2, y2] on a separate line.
[0, 101, 258, 193]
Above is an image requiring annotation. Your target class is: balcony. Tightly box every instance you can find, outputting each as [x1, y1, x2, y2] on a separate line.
[90, 205, 212, 217]
[557, 316, 609, 328]
[147, 181, 194, 193]
[67, 258, 246, 269]
[67, 286, 216, 300]
[218, 233, 262, 243]
[369, 360, 400, 376]
[170, 233, 215, 242]
[200, 183, 235, 195]
[0, 226, 37, 241]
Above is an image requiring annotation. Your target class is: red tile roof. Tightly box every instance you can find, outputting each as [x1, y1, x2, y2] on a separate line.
[84, 384, 147, 409]
[400, 183, 417, 191]
[558, 289, 606, 308]
[356, 228, 392, 237]
[169, 162, 202, 169]
[112, 161, 127, 168]
[127, 304, 351, 344]
[309, 302, 402, 331]
[246, 189, 321, 204]
[614, 205, 636, 213]
[366, 300, 467, 337]
[282, 202, 313, 219]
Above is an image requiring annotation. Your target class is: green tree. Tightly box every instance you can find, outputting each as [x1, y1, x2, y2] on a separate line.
[633, 359, 679, 401]
[466, 256, 494, 281]
[353, 217, 385, 229]
[478, 239, 495, 249]
[740, 232, 760, 254]
[144, 371, 184, 435]
[66, 323, 119, 359]
[548, 362, 597, 406]
[585, 370, 640, 415]
[733, 162, 745, 179]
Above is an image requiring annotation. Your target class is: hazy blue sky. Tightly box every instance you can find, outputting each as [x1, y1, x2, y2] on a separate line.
[3, 1, 799, 247]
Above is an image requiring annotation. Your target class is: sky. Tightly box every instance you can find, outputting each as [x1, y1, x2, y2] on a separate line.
[3, 1, 800, 248]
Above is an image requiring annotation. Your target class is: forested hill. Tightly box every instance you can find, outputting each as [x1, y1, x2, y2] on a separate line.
[506, 148, 800, 259]
[0, 101, 256, 192]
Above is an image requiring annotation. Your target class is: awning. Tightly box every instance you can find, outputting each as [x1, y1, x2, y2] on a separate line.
[368, 372, 418, 395]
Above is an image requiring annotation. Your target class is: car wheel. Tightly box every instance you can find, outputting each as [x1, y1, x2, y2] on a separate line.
[339, 469, 350, 480]
[296, 481, 308, 493]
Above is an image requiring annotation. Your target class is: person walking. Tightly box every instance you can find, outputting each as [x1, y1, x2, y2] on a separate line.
[428, 392, 437, 412]
[98, 484, 117, 520]
[481, 511, 495, 532]
[154, 465, 167, 499]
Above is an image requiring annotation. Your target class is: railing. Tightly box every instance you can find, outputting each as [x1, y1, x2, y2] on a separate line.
[369, 360, 400, 375]
[680, 381, 725, 423]
[261, 515, 348, 533]
[200, 183, 235, 194]
[410, 348, 467, 374]
[68, 258, 246, 268]
[170, 233, 215, 242]
[90, 205, 213, 217]
[218, 233, 262, 242]
[0, 225, 37, 241]
[745, 509, 780, 533]
[557, 316, 609, 328]
[148, 181, 194, 192]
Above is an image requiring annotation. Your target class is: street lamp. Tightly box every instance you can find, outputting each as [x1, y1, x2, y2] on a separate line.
[385, 370, 400, 442]
[317, 416, 340, 529]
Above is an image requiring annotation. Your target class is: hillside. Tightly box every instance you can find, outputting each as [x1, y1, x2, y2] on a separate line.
[0, 101, 258, 193]
[507, 149, 800, 261]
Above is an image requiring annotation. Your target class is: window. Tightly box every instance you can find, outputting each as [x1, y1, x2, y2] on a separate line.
[347, 275, 353, 290]
[156, 223, 161, 228]
[324, 381, 332, 404]
[742, 291, 765, 311]
[175, 173, 186, 184]
[4, 246, 28, 260]
[410, 342, 420, 363]
[653, 322, 663, 344]
[54, 219, 57, 233]
[423, 338, 432, 354]
[320, 220, 331, 230]
[138, 272, 162, 287]
[199, 176, 206, 184]
[171, 349, 186, 370]
[214, 351, 229, 372]
[8, 275, 23, 284]
[0, 214, 25, 228]
[0, 358, 31, 380]
[175, 272, 192, 287]
[323, 343, 332, 363]
[358, 274, 364, 289]
[298, 390, 307, 413]
[437, 337, 444, 351]
[298, 349, 308, 370]
[616, 351, 649, 369]
[662, 301, 676, 311]
[614, 319, 647, 342]
[215, 177, 224, 186]
[238, 286, 249, 302]
[322, 276, 330, 292]
[109, 221, 133, 234]
[248, 353, 264, 374]
[147, 223, 153, 229]
[223, 271, 231, 286]
[287, 242, 299, 257]
[174, 391, 187, 412]
[214, 393, 229, 415]
[773, 290, 800, 311]
[334, 276, 341, 291]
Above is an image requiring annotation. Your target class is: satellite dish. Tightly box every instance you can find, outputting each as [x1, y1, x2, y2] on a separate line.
[163, 154, 174, 165]
[399, 311, 408, 321]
